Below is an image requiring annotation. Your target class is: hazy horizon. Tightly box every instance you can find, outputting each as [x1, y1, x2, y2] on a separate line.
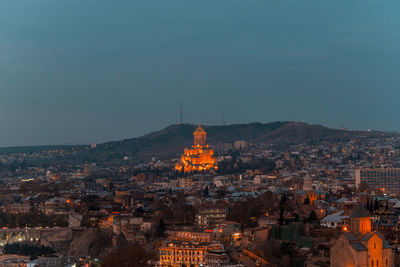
[1, 0, 399, 146]
[0, 120, 397, 148]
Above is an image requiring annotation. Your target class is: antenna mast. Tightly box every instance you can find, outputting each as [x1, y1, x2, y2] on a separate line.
[179, 101, 183, 125]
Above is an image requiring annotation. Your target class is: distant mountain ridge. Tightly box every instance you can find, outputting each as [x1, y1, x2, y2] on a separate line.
[88, 121, 393, 162]
[0, 121, 395, 164]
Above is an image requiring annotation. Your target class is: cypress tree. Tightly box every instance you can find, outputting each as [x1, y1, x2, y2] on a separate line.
[279, 204, 284, 226]
[281, 192, 287, 204]
[203, 185, 209, 196]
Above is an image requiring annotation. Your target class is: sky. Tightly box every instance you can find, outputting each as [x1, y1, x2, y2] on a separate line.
[0, 0, 399, 146]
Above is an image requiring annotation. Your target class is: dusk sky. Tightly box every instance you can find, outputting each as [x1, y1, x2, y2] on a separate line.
[1, 0, 399, 147]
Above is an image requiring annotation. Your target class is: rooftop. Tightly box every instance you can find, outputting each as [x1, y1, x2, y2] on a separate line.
[350, 203, 370, 218]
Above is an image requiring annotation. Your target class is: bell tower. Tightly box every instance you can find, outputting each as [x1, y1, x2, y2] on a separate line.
[349, 203, 371, 235]
[303, 173, 313, 191]
[193, 125, 207, 146]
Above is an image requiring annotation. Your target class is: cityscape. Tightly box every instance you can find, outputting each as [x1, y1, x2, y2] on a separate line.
[0, 122, 399, 266]
[1, 0, 400, 267]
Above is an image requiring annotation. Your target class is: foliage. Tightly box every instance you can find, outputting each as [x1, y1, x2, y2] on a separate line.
[102, 245, 153, 267]
[203, 185, 209, 196]
[227, 191, 275, 227]
[256, 238, 297, 267]
[217, 157, 276, 175]
[279, 204, 284, 226]
[303, 196, 310, 205]
[0, 212, 68, 228]
[158, 218, 166, 236]
[3, 243, 55, 257]
[308, 211, 318, 223]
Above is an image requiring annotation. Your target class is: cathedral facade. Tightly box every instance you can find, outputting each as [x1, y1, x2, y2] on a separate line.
[175, 125, 218, 173]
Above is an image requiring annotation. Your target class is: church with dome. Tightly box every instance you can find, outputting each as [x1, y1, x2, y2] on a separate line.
[175, 125, 218, 173]
[296, 173, 325, 205]
[330, 203, 393, 267]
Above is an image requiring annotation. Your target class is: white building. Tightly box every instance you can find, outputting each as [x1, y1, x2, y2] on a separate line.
[320, 210, 349, 228]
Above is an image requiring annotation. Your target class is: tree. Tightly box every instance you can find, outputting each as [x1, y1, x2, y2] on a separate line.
[279, 204, 284, 226]
[374, 198, 379, 211]
[158, 218, 166, 236]
[203, 185, 209, 196]
[256, 238, 297, 267]
[3, 243, 55, 257]
[309, 211, 317, 223]
[102, 245, 153, 267]
[216, 189, 225, 198]
[281, 192, 287, 205]
[368, 199, 373, 212]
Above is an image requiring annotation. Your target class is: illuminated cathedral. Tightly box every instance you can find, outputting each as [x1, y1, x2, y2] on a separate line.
[175, 125, 218, 173]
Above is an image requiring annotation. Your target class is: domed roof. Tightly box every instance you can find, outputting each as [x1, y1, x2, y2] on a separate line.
[194, 125, 206, 135]
[304, 173, 312, 181]
[350, 203, 370, 218]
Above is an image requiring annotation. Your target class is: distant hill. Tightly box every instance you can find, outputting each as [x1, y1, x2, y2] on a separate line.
[0, 121, 395, 164]
[0, 145, 77, 155]
[86, 121, 393, 162]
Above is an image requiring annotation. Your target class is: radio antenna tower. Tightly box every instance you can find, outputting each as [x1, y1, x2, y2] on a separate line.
[222, 109, 225, 126]
[179, 101, 183, 125]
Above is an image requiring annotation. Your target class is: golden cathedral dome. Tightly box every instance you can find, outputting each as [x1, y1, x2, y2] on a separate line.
[193, 125, 207, 146]
[194, 125, 206, 135]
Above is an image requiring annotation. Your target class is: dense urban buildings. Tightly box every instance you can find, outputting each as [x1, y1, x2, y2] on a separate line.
[356, 168, 400, 194]
[2, 0, 399, 265]
[0, 122, 399, 266]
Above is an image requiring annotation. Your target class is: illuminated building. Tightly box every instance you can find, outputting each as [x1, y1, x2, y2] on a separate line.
[120, 223, 146, 244]
[303, 173, 313, 191]
[159, 242, 229, 267]
[330, 203, 393, 267]
[196, 206, 228, 227]
[205, 243, 230, 267]
[175, 125, 218, 173]
[212, 221, 242, 242]
[296, 174, 325, 204]
[114, 190, 133, 208]
[167, 231, 212, 243]
[355, 168, 400, 194]
[159, 242, 208, 267]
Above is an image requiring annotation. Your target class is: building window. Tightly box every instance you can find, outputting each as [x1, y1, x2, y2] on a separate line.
[372, 260, 374, 267]
[374, 243, 376, 249]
